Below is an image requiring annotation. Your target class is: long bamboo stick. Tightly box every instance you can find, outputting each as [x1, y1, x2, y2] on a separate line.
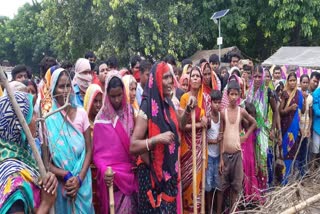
[191, 110, 198, 214]
[200, 128, 206, 214]
[106, 167, 115, 214]
[281, 192, 320, 214]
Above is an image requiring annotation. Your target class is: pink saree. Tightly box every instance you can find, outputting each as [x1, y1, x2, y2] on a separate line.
[93, 71, 137, 214]
[241, 133, 260, 202]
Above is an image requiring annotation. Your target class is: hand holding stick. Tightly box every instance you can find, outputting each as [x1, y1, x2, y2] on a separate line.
[191, 109, 198, 214]
[201, 128, 206, 214]
[106, 167, 115, 214]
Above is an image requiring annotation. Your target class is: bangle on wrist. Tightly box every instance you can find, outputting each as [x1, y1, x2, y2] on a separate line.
[77, 175, 82, 187]
[146, 138, 150, 151]
[63, 171, 73, 183]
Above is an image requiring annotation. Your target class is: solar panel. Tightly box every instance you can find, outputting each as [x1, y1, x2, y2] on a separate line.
[211, 9, 230, 20]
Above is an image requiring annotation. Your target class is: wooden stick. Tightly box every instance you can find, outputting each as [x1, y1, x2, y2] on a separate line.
[106, 167, 115, 214]
[191, 110, 198, 214]
[0, 69, 46, 176]
[280, 192, 320, 214]
[201, 128, 206, 214]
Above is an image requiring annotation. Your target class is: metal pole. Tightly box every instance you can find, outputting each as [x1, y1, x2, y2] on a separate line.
[218, 18, 221, 62]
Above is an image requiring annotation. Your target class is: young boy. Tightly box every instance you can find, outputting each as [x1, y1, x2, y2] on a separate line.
[205, 90, 223, 214]
[219, 81, 256, 213]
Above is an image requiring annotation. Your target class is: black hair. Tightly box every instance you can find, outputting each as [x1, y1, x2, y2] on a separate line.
[26, 66, 33, 79]
[275, 81, 284, 93]
[245, 101, 256, 117]
[12, 64, 28, 80]
[107, 76, 124, 93]
[85, 51, 96, 59]
[209, 54, 219, 64]
[300, 74, 309, 83]
[243, 65, 252, 72]
[274, 65, 281, 71]
[199, 58, 208, 64]
[23, 79, 38, 95]
[227, 80, 240, 94]
[254, 65, 264, 74]
[210, 90, 222, 101]
[189, 66, 202, 81]
[96, 61, 107, 75]
[287, 72, 297, 81]
[265, 68, 272, 80]
[229, 52, 241, 63]
[163, 55, 176, 66]
[140, 60, 152, 74]
[310, 71, 320, 80]
[181, 58, 193, 68]
[39, 56, 57, 79]
[130, 55, 141, 69]
[61, 60, 73, 70]
[106, 56, 119, 69]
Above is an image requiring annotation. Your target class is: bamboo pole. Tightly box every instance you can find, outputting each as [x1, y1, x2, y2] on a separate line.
[281, 192, 320, 214]
[201, 128, 206, 214]
[106, 167, 115, 214]
[191, 110, 198, 214]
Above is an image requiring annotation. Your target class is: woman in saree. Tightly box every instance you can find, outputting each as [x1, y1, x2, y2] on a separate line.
[123, 74, 140, 117]
[179, 66, 210, 213]
[182, 64, 192, 75]
[201, 62, 221, 95]
[45, 68, 94, 213]
[0, 91, 58, 213]
[130, 62, 195, 213]
[84, 84, 103, 129]
[279, 72, 305, 184]
[83, 83, 103, 212]
[246, 65, 279, 190]
[179, 74, 190, 93]
[93, 71, 137, 213]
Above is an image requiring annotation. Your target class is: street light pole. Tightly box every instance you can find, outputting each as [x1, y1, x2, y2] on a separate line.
[211, 9, 229, 63]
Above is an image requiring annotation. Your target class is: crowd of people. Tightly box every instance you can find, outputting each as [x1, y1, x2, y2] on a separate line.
[1, 51, 320, 214]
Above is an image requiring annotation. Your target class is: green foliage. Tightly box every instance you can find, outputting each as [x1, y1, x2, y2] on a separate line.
[1, 0, 320, 68]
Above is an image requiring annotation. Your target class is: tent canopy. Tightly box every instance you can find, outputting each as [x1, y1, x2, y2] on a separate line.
[262, 46, 320, 68]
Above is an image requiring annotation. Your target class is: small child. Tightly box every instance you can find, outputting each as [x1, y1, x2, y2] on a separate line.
[205, 90, 223, 214]
[219, 81, 257, 213]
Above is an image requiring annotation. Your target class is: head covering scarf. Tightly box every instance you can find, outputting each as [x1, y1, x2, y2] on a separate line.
[40, 66, 61, 115]
[46, 68, 94, 213]
[73, 58, 92, 93]
[200, 62, 220, 94]
[122, 74, 139, 114]
[83, 84, 103, 122]
[96, 71, 134, 135]
[141, 61, 180, 194]
[0, 91, 36, 168]
[182, 64, 192, 75]
[179, 74, 189, 87]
